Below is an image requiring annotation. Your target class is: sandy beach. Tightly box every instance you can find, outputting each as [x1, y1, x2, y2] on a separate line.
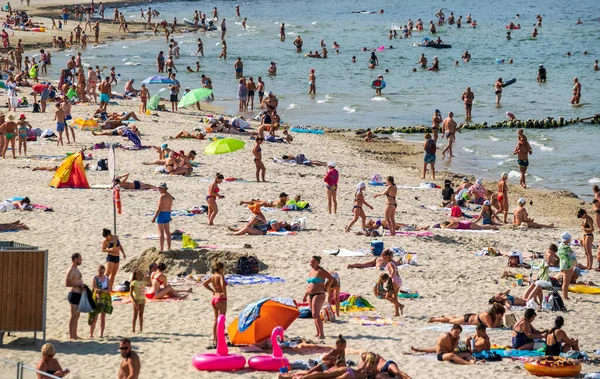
[0, 1, 599, 379]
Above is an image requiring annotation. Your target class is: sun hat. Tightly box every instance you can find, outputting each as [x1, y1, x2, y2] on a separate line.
[518, 198, 526, 205]
[158, 183, 168, 189]
[328, 161, 336, 167]
[561, 232, 571, 242]
[19, 114, 25, 119]
[248, 202, 262, 214]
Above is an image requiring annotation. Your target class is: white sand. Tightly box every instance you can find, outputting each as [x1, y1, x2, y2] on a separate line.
[0, 98, 597, 379]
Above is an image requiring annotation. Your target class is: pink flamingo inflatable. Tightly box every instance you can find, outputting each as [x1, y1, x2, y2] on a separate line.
[248, 326, 290, 371]
[192, 315, 246, 371]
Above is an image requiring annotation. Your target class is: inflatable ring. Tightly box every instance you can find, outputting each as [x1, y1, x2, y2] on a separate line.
[371, 79, 386, 90]
[524, 356, 581, 377]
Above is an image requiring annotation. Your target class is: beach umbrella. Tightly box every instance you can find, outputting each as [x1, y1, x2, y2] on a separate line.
[147, 94, 161, 110]
[227, 298, 299, 345]
[177, 88, 213, 108]
[141, 75, 174, 85]
[72, 118, 100, 131]
[204, 138, 245, 155]
[32, 83, 48, 93]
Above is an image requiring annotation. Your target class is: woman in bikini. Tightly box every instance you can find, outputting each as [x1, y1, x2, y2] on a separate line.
[593, 186, 600, 270]
[488, 287, 544, 310]
[345, 182, 373, 232]
[147, 263, 191, 300]
[373, 176, 397, 235]
[253, 138, 266, 182]
[202, 261, 227, 349]
[303, 256, 335, 339]
[139, 83, 149, 114]
[472, 200, 502, 226]
[577, 208, 594, 270]
[101, 228, 126, 291]
[428, 303, 505, 328]
[229, 202, 270, 235]
[358, 352, 411, 379]
[497, 172, 509, 223]
[35, 343, 70, 378]
[207, 173, 224, 226]
[431, 109, 442, 144]
[365, 219, 429, 232]
[114, 173, 157, 190]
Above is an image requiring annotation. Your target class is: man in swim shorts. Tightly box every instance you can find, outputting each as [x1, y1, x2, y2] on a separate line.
[169, 74, 180, 112]
[99, 76, 111, 111]
[411, 324, 477, 365]
[441, 112, 458, 157]
[514, 134, 532, 188]
[53, 103, 66, 146]
[234, 57, 243, 78]
[65, 253, 84, 340]
[461, 87, 474, 119]
[152, 183, 174, 252]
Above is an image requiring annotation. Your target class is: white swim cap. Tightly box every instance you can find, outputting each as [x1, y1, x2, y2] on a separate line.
[483, 200, 491, 206]
[518, 198, 526, 205]
[476, 179, 483, 185]
[561, 232, 571, 242]
[328, 161, 336, 167]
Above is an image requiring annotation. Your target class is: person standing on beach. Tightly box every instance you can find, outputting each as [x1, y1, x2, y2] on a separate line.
[237, 78, 247, 111]
[309, 69, 316, 95]
[497, 172, 509, 224]
[152, 183, 173, 252]
[53, 104, 66, 146]
[207, 173, 224, 226]
[431, 109, 442, 143]
[169, 74, 180, 112]
[324, 162, 339, 214]
[294, 35, 303, 52]
[202, 261, 228, 349]
[257, 77, 265, 104]
[253, 138, 266, 182]
[66, 253, 83, 340]
[234, 57, 243, 78]
[461, 87, 474, 119]
[422, 133, 436, 180]
[304, 256, 335, 339]
[246, 77, 256, 110]
[139, 83, 149, 114]
[99, 76, 111, 111]
[0, 115, 17, 159]
[441, 112, 457, 157]
[514, 134, 532, 188]
[495, 78, 503, 105]
[118, 338, 141, 379]
[571, 77, 581, 104]
[373, 176, 398, 235]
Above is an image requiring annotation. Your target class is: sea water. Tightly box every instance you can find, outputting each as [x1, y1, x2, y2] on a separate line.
[41, 0, 599, 195]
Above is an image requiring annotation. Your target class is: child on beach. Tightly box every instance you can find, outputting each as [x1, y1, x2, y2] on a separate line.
[129, 270, 146, 333]
[16, 114, 31, 156]
[373, 273, 403, 317]
[53, 103, 66, 146]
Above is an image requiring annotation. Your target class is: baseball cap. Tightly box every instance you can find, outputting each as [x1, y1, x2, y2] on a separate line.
[279, 192, 289, 197]
[518, 198, 526, 205]
[19, 114, 25, 119]
[158, 183, 168, 189]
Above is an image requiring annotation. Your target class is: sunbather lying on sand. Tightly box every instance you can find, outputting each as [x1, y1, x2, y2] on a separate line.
[32, 163, 90, 171]
[411, 324, 481, 365]
[229, 203, 270, 235]
[93, 125, 140, 136]
[365, 219, 429, 231]
[114, 174, 157, 190]
[488, 288, 544, 310]
[239, 192, 291, 208]
[94, 109, 141, 121]
[288, 335, 347, 376]
[440, 219, 498, 230]
[174, 130, 206, 140]
[427, 303, 505, 328]
[0, 220, 29, 231]
[357, 352, 411, 378]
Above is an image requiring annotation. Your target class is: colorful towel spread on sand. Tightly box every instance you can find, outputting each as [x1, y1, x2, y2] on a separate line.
[386, 231, 434, 237]
[266, 231, 297, 236]
[238, 297, 296, 332]
[111, 291, 188, 305]
[221, 274, 285, 286]
[340, 296, 375, 312]
[489, 349, 545, 358]
[323, 249, 369, 257]
[350, 316, 402, 326]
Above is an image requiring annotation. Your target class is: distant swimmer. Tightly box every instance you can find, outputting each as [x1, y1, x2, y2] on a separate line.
[532, 28, 538, 37]
[466, 14, 472, 23]
[429, 20, 436, 34]
[495, 78, 503, 105]
[417, 53, 427, 68]
[461, 87, 474, 119]
[448, 12, 455, 25]
[294, 35, 303, 52]
[333, 41, 340, 49]
[352, 56, 356, 63]
[456, 15, 462, 28]
[435, 36, 443, 44]
[461, 50, 471, 62]
[565, 51, 571, 57]
[429, 56, 439, 71]
[537, 64, 547, 82]
[280, 23, 285, 41]
[516, 14, 520, 18]
[576, 18, 582, 24]
[594, 60, 599, 71]
[570, 77, 581, 104]
[235, 4, 241, 18]
[372, 75, 385, 95]
[379, 9, 384, 14]
[368, 52, 378, 69]
[308, 69, 316, 95]
[441, 112, 457, 157]
[536, 14, 542, 26]
[506, 31, 511, 40]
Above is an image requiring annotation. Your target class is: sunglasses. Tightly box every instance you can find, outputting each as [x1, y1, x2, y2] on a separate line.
[118, 346, 129, 351]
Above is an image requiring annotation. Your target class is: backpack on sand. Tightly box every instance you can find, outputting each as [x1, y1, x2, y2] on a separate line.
[236, 256, 260, 275]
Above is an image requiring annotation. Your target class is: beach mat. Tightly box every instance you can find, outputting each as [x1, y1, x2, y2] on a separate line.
[350, 315, 402, 326]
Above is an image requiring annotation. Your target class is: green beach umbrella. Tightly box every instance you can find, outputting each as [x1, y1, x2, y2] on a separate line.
[147, 94, 161, 110]
[178, 88, 213, 108]
[204, 138, 245, 155]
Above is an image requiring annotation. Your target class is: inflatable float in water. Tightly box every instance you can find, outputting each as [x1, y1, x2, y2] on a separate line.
[502, 78, 517, 87]
[371, 79, 386, 90]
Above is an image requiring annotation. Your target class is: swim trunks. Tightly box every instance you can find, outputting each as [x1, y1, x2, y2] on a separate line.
[444, 132, 453, 138]
[258, 91, 264, 97]
[56, 122, 65, 132]
[111, 130, 119, 136]
[248, 90, 255, 96]
[156, 211, 171, 224]
[495, 90, 502, 95]
[100, 93, 110, 103]
[170, 94, 178, 102]
[67, 291, 81, 305]
[424, 153, 436, 163]
[518, 159, 529, 168]
[65, 115, 72, 121]
[437, 352, 445, 361]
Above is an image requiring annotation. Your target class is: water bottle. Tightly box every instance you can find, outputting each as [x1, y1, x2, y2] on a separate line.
[470, 338, 475, 353]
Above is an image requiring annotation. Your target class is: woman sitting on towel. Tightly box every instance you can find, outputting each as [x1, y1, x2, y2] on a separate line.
[428, 303, 506, 328]
[545, 316, 579, 355]
[488, 287, 544, 310]
[147, 263, 192, 300]
[288, 335, 348, 376]
[114, 173, 157, 190]
[440, 218, 498, 231]
[358, 352, 411, 379]
[512, 308, 547, 350]
[229, 202, 270, 235]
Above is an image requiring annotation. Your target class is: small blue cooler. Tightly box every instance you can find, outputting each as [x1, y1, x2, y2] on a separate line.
[370, 240, 384, 256]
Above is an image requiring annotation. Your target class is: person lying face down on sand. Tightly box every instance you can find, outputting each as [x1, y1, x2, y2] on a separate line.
[410, 324, 480, 365]
[364, 218, 429, 232]
[239, 192, 291, 208]
[513, 198, 554, 229]
[440, 219, 498, 231]
[356, 352, 412, 378]
[113, 174, 157, 190]
[427, 303, 506, 328]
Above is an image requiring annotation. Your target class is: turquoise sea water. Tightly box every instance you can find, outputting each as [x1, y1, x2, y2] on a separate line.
[41, 0, 599, 195]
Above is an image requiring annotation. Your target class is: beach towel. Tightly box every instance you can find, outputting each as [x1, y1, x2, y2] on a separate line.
[221, 274, 285, 286]
[489, 348, 544, 358]
[113, 296, 187, 305]
[323, 248, 369, 257]
[350, 315, 402, 326]
[442, 229, 498, 233]
[386, 231, 434, 237]
[340, 296, 375, 312]
[145, 209, 205, 217]
[266, 231, 297, 236]
[424, 324, 477, 333]
[122, 129, 142, 149]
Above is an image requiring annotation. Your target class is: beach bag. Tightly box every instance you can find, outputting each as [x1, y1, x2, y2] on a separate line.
[450, 206, 462, 217]
[548, 289, 565, 312]
[425, 139, 436, 154]
[483, 247, 501, 256]
[78, 286, 95, 313]
[181, 233, 198, 249]
[370, 240, 384, 256]
[503, 313, 517, 329]
[32, 102, 40, 113]
[97, 158, 108, 171]
[299, 307, 312, 319]
[320, 305, 335, 322]
[401, 252, 418, 266]
[236, 256, 260, 275]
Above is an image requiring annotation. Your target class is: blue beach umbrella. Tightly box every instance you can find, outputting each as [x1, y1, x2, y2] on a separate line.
[141, 75, 175, 85]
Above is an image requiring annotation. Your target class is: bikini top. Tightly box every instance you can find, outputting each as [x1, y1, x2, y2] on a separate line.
[307, 277, 325, 284]
[108, 238, 121, 249]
